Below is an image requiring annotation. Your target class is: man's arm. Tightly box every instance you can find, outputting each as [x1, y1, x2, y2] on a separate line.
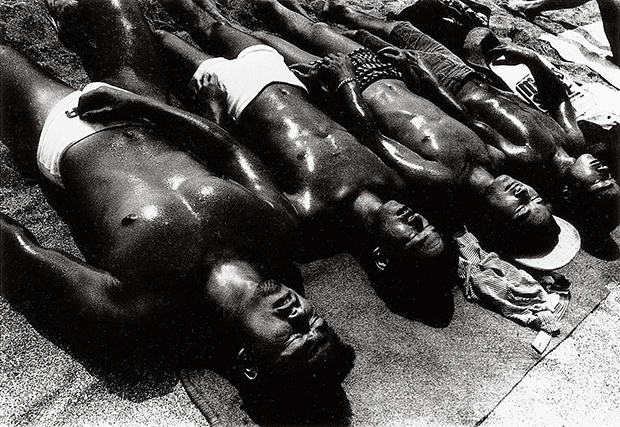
[316, 54, 457, 189]
[487, 44, 585, 152]
[77, 88, 296, 219]
[351, 31, 477, 123]
[376, 45, 510, 162]
[0, 213, 145, 344]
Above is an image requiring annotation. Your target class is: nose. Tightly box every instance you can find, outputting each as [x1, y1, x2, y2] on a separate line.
[514, 185, 529, 202]
[597, 164, 609, 175]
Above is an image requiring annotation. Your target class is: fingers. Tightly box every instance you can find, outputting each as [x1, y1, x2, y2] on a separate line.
[290, 62, 314, 73]
[76, 88, 108, 117]
[209, 73, 225, 92]
[377, 46, 399, 57]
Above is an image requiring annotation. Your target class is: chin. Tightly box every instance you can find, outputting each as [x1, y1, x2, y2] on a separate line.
[416, 233, 445, 259]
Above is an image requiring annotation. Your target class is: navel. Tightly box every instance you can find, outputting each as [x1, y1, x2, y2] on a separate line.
[121, 214, 138, 226]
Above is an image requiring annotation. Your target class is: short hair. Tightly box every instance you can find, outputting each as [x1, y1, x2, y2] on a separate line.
[362, 242, 458, 327]
[238, 326, 355, 424]
[470, 206, 560, 257]
[557, 183, 620, 233]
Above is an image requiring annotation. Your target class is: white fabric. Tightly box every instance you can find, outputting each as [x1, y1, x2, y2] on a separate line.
[539, 20, 620, 90]
[490, 53, 620, 129]
[190, 45, 307, 121]
[37, 82, 136, 187]
[455, 231, 570, 335]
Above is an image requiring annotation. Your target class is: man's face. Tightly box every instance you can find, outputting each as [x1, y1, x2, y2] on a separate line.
[567, 154, 619, 197]
[241, 280, 331, 364]
[207, 262, 335, 369]
[485, 175, 551, 228]
[376, 201, 444, 263]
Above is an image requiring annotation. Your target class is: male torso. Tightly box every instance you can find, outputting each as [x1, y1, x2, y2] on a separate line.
[236, 83, 406, 250]
[360, 78, 491, 185]
[457, 78, 573, 164]
[60, 125, 292, 288]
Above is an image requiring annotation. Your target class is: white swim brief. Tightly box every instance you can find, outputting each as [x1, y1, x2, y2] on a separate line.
[37, 82, 140, 187]
[190, 44, 308, 121]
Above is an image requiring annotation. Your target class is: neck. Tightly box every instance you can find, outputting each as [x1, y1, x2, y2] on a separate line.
[467, 166, 495, 196]
[204, 259, 261, 312]
[352, 191, 383, 241]
[551, 149, 575, 176]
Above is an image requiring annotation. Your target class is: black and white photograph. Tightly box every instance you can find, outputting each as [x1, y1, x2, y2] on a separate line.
[1, 0, 619, 425]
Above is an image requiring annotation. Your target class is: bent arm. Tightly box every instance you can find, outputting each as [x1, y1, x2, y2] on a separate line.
[1, 213, 143, 343]
[488, 46, 580, 129]
[77, 88, 296, 219]
[351, 30, 473, 121]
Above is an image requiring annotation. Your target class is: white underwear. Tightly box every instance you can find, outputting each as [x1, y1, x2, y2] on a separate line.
[37, 82, 138, 187]
[190, 45, 308, 121]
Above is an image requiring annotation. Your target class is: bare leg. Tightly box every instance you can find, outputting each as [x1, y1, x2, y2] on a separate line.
[253, 0, 364, 56]
[251, 30, 320, 64]
[278, 0, 312, 19]
[47, 0, 167, 101]
[508, 0, 619, 65]
[0, 44, 74, 178]
[160, 0, 270, 57]
[506, 0, 590, 14]
[598, 0, 620, 65]
[322, 0, 400, 40]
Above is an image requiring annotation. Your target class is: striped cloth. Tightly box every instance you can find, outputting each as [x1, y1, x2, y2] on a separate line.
[455, 231, 570, 335]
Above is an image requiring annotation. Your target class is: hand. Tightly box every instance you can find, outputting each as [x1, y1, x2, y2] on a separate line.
[77, 86, 140, 121]
[290, 62, 331, 96]
[377, 46, 409, 68]
[190, 72, 227, 105]
[316, 53, 356, 92]
[191, 73, 228, 119]
[379, 47, 434, 93]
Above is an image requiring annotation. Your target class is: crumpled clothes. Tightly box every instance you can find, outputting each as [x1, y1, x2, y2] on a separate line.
[455, 231, 570, 335]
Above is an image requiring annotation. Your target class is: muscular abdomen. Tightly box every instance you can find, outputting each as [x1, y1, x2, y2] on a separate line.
[59, 125, 288, 282]
[362, 79, 485, 181]
[238, 84, 404, 219]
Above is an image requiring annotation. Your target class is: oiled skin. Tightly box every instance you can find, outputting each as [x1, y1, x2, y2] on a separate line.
[60, 127, 293, 281]
[252, 3, 494, 191]
[0, 52, 296, 342]
[361, 78, 490, 185]
[153, 11, 409, 257]
[0, 0, 299, 356]
[238, 83, 406, 248]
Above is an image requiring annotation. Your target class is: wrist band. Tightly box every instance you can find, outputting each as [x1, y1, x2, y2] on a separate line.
[334, 77, 356, 93]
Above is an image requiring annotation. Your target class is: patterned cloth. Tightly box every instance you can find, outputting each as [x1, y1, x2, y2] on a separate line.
[455, 231, 570, 335]
[347, 48, 404, 92]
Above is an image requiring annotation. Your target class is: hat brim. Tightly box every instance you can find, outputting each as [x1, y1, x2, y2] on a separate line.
[512, 216, 581, 271]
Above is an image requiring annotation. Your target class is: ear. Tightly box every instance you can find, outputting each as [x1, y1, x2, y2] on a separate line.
[237, 348, 258, 381]
[373, 247, 389, 271]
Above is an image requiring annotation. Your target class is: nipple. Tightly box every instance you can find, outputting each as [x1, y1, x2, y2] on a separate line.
[121, 214, 138, 226]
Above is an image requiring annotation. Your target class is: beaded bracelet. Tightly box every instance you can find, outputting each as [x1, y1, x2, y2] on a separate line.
[334, 76, 356, 93]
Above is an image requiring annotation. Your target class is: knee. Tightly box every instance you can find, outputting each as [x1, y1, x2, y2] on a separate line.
[311, 22, 333, 37]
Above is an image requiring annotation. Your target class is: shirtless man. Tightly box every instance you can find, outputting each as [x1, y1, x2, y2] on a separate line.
[0, 0, 354, 415]
[217, 0, 570, 259]
[320, 0, 620, 233]
[154, 0, 464, 323]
